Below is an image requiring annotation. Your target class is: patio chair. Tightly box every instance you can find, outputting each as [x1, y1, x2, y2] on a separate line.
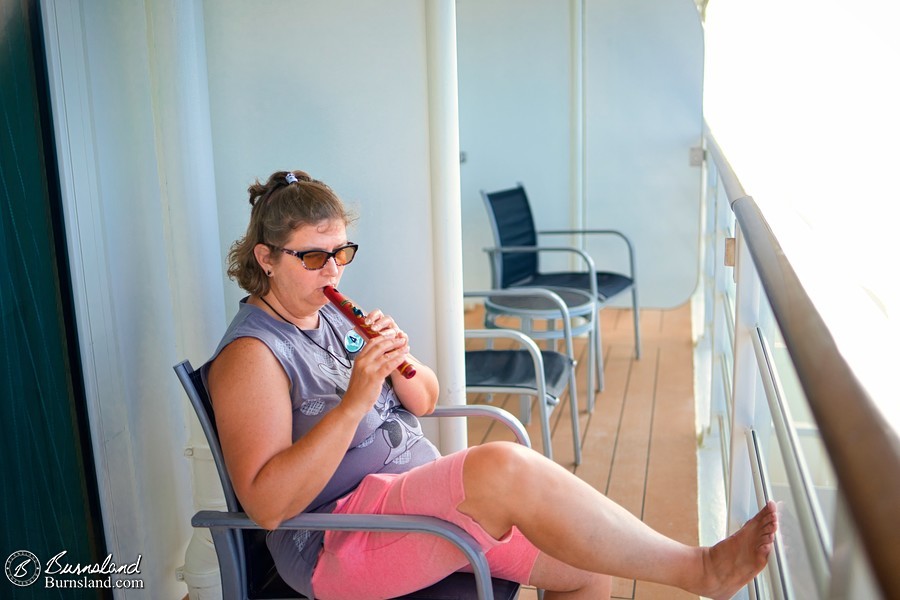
[480, 184, 641, 399]
[464, 289, 581, 465]
[174, 360, 528, 600]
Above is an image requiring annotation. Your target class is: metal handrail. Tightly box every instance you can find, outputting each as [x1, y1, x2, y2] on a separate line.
[705, 126, 900, 597]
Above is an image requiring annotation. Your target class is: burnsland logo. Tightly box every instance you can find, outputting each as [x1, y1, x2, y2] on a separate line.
[5, 551, 40, 587]
[5, 550, 144, 590]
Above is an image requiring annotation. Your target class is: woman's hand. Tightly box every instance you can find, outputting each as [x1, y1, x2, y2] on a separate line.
[357, 309, 439, 416]
[363, 309, 408, 347]
[343, 331, 409, 416]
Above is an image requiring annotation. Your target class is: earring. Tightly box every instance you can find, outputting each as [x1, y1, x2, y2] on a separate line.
[267, 270, 273, 277]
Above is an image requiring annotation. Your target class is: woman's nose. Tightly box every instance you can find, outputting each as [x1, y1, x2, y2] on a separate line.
[322, 256, 340, 275]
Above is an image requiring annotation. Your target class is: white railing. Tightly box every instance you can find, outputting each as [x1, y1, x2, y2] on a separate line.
[697, 127, 899, 599]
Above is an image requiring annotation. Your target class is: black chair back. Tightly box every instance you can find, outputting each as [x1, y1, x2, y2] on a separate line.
[175, 360, 299, 599]
[481, 185, 539, 288]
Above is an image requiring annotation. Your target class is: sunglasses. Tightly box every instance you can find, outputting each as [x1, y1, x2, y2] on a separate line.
[275, 243, 359, 270]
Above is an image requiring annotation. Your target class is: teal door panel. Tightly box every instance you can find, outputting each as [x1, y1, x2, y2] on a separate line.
[1, 0, 106, 597]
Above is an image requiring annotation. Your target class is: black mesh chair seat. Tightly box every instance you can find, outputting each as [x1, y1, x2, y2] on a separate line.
[527, 272, 634, 303]
[465, 349, 572, 401]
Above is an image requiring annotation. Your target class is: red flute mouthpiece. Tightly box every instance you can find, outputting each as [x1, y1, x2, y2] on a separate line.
[323, 285, 416, 379]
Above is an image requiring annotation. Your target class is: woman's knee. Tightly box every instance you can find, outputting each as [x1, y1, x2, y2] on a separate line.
[465, 441, 535, 493]
[458, 442, 535, 533]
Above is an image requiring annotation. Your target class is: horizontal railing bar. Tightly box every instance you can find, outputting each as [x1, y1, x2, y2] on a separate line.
[752, 327, 832, 596]
[706, 126, 900, 597]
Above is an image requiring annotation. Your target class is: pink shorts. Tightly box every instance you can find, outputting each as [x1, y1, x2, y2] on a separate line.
[310, 448, 540, 600]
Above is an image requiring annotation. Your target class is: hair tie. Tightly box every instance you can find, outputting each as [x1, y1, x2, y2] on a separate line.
[285, 173, 299, 184]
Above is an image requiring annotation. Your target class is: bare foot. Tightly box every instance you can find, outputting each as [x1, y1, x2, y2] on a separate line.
[696, 501, 778, 599]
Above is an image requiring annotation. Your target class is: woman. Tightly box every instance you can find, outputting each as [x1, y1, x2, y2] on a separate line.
[203, 170, 777, 600]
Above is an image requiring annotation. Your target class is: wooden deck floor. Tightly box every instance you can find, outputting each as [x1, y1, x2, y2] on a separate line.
[464, 304, 699, 600]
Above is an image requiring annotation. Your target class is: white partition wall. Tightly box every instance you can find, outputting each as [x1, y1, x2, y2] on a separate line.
[458, 0, 704, 308]
[203, 1, 440, 351]
[583, 0, 704, 308]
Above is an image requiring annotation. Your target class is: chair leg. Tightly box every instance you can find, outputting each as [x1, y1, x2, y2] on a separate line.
[537, 395, 553, 461]
[594, 311, 605, 396]
[568, 368, 582, 466]
[547, 318, 559, 352]
[586, 321, 596, 413]
[519, 395, 531, 426]
[632, 286, 641, 359]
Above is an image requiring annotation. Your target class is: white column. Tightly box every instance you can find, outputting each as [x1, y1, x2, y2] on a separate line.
[425, 0, 467, 453]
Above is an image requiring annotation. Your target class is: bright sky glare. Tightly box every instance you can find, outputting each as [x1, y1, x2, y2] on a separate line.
[704, 0, 900, 428]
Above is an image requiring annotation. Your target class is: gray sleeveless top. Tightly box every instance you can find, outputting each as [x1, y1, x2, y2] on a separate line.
[201, 298, 440, 597]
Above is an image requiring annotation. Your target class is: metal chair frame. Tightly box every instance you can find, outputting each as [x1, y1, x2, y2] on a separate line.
[464, 288, 581, 465]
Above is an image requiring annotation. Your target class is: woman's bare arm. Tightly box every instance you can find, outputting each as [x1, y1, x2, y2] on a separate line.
[208, 332, 410, 529]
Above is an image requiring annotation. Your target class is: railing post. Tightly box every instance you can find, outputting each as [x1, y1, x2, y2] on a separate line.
[727, 217, 761, 535]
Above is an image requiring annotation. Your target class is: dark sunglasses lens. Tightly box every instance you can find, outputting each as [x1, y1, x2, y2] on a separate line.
[301, 252, 329, 270]
[334, 245, 357, 266]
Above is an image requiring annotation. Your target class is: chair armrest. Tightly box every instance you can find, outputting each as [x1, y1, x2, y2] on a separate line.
[192, 511, 496, 600]
[425, 405, 531, 448]
[481, 245, 599, 300]
[538, 229, 636, 278]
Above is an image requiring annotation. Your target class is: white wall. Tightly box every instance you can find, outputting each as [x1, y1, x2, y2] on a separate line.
[204, 0, 438, 356]
[584, 0, 704, 308]
[457, 0, 574, 288]
[458, 0, 705, 308]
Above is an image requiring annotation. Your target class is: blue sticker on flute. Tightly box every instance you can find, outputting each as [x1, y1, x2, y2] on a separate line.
[344, 330, 365, 353]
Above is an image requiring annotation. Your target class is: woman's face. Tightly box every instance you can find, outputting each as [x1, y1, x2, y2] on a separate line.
[262, 219, 350, 318]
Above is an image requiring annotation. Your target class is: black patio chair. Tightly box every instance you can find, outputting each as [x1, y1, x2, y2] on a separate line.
[480, 184, 641, 399]
[174, 360, 529, 600]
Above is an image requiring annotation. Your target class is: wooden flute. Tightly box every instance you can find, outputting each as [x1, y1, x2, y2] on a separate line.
[323, 285, 416, 379]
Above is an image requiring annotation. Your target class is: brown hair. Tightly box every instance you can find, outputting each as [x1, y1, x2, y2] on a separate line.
[226, 170, 355, 295]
